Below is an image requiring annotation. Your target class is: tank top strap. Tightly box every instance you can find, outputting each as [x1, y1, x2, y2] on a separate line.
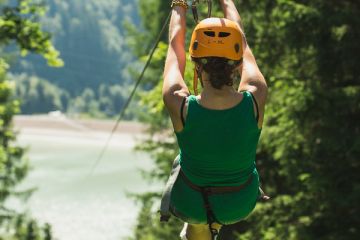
[187, 95, 198, 103]
[181, 95, 198, 127]
[186, 95, 198, 111]
[242, 91, 253, 106]
[241, 91, 258, 124]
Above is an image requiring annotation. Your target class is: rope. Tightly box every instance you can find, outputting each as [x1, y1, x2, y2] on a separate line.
[88, 11, 172, 176]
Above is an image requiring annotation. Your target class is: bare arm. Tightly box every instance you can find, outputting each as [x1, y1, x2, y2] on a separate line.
[220, 0, 268, 127]
[162, 6, 190, 132]
[220, 0, 244, 31]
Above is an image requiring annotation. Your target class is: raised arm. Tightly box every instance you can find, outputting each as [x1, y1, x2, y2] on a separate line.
[220, 0, 268, 127]
[162, 4, 190, 131]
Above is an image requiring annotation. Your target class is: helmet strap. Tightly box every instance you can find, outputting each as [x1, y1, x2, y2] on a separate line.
[194, 65, 204, 95]
[193, 68, 198, 95]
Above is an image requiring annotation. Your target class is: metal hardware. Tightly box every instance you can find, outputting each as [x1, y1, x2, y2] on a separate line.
[191, 0, 212, 23]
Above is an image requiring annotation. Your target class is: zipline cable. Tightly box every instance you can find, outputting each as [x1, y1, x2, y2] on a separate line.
[88, 11, 172, 176]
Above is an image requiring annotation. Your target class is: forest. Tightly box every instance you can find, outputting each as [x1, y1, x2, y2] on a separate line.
[9, 0, 139, 118]
[1, 0, 359, 239]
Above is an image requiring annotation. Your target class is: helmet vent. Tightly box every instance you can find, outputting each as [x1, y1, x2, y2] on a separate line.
[193, 41, 199, 51]
[219, 32, 231, 37]
[204, 31, 216, 37]
[235, 43, 240, 53]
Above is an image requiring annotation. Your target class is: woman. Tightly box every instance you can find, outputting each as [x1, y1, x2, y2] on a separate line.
[161, 0, 268, 239]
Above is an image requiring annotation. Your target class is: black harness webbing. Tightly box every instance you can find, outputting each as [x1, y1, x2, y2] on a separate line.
[89, 11, 172, 176]
[248, 92, 260, 122]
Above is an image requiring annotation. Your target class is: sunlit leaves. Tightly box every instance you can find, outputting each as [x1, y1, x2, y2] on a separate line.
[0, 0, 63, 67]
[0, 1, 59, 238]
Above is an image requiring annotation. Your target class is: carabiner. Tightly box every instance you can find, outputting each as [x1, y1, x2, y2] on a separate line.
[191, 0, 212, 23]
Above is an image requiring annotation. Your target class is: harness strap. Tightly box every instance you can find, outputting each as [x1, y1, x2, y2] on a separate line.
[159, 157, 270, 229]
[159, 156, 181, 222]
[193, 68, 199, 95]
[180, 170, 254, 195]
[248, 92, 260, 123]
[200, 189, 220, 240]
[180, 171, 254, 240]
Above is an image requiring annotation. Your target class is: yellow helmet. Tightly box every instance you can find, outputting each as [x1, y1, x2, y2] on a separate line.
[189, 18, 245, 60]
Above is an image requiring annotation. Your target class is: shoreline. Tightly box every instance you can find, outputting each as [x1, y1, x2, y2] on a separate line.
[14, 115, 147, 135]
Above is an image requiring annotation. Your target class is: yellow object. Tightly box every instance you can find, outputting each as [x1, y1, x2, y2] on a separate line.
[171, 0, 188, 9]
[193, 68, 199, 95]
[181, 223, 222, 240]
[189, 18, 244, 60]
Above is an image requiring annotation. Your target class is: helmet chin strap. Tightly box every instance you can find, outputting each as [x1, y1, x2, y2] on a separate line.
[193, 68, 198, 95]
[193, 65, 204, 95]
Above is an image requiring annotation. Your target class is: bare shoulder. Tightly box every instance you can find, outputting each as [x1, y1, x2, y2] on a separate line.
[238, 46, 268, 107]
[163, 89, 189, 132]
[243, 77, 268, 107]
[163, 89, 189, 112]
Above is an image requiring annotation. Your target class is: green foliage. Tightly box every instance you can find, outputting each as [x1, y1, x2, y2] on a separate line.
[66, 84, 129, 119]
[0, 214, 53, 240]
[235, 1, 360, 239]
[0, 0, 61, 239]
[130, 0, 360, 239]
[9, 73, 128, 118]
[12, 0, 138, 95]
[127, 192, 183, 240]
[0, 0, 63, 67]
[4, 0, 139, 116]
[10, 73, 70, 114]
[0, 57, 52, 240]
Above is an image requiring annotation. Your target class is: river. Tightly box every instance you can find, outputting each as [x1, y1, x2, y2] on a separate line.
[9, 115, 160, 240]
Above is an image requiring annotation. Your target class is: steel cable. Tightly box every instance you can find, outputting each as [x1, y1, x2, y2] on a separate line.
[88, 11, 172, 176]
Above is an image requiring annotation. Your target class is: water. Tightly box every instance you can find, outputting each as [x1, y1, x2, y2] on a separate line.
[11, 121, 159, 240]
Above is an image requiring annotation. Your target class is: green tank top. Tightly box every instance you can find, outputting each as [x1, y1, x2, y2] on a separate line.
[175, 91, 261, 187]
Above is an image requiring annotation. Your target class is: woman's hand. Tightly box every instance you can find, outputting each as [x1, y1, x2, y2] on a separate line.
[170, 0, 189, 10]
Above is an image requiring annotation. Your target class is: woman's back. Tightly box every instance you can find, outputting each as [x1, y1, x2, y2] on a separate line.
[176, 91, 261, 187]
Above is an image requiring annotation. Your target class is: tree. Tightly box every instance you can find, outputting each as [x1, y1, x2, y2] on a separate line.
[130, 0, 359, 240]
[11, 73, 70, 114]
[0, 0, 62, 238]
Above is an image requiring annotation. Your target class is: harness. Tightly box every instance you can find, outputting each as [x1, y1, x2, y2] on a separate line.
[160, 157, 269, 240]
[180, 170, 254, 240]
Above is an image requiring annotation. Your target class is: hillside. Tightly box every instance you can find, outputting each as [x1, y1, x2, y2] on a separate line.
[9, 0, 141, 117]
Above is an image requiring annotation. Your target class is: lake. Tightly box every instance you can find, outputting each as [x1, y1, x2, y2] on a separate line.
[10, 115, 160, 240]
